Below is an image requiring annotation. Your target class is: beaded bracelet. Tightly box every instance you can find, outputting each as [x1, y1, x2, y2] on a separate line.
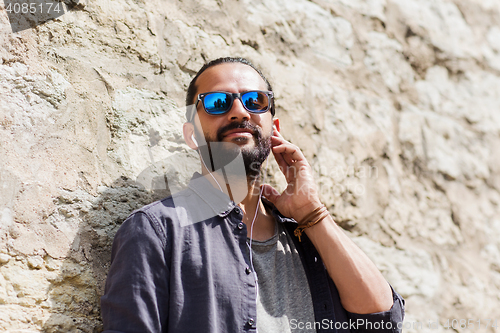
[294, 205, 329, 242]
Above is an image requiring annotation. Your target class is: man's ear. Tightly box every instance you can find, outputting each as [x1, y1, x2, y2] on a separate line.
[183, 122, 198, 150]
[273, 118, 280, 133]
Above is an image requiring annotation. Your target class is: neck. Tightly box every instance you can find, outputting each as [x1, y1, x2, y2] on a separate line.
[201, 164, 275, 240]
[238, 176, 263, 218]
[200, 164, 249, 202]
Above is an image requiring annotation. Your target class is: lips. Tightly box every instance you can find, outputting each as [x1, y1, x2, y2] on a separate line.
[216, 121, 261, 142]
[223, 128, 254, 139]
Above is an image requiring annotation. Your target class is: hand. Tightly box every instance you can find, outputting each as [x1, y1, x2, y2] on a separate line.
[261, 129, 323, 223]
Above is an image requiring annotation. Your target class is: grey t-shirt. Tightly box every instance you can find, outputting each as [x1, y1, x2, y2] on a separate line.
[250, 221, 317, 333]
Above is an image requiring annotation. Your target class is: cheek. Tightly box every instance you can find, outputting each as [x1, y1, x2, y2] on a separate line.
[195, 127, 216, 142]
[196, 116, 219, 140]
[255, 115, 274, 135]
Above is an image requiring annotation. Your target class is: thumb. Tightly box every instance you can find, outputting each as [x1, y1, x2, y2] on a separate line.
[260, 184, 281, 205]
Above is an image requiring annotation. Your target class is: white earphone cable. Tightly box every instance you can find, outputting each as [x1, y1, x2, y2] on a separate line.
[246, 157, 270, 333]
[195, 133, 272, 332]
[194, 136, 224, 193]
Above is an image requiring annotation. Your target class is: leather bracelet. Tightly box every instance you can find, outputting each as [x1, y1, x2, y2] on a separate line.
[294, 205, 329, 242]
[297, 205, 324, 226]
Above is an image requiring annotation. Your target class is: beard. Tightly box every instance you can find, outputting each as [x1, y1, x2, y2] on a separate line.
[196, 120, 272, 180]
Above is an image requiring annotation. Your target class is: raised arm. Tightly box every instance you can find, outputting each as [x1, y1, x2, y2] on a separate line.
[261, 129, 394, 314]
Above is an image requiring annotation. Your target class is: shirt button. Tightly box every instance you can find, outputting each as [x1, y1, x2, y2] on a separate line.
[234, 207, 241, 214]
[245, 266, 251, 275]
[237, 222, 244, 230]
[248, 318, 255, 326]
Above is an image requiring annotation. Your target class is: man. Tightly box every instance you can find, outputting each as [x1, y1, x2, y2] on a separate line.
[101, 57, 405, 332]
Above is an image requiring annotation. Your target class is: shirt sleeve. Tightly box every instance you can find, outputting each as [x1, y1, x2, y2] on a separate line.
[100, 211, 169, 333]
[345, 285, 405, 333]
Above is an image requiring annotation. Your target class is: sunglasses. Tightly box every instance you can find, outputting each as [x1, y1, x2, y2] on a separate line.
[196, 90, 274, 116]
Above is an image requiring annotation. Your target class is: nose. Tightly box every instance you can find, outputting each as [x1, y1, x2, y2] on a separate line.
[226, 97, 250, 122]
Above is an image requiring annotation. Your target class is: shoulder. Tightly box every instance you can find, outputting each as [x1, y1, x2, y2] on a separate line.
[116, 182, 228, 247]
[128, 185, 200, 223]
[115, 189, 193, 248]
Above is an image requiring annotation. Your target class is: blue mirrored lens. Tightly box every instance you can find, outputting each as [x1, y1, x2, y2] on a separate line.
[202, 91, 270, 115]
[203, 93, 231, 114]
[241, 91, 268, 112]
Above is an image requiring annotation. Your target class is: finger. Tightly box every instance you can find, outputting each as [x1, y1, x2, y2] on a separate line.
[273, 147, 288, 170]
[270, 137, 291, 164]
[270, 136, 309, 179]
[272, 143, 305, 164]
[270, 147, 295, 183]
[260, 184, 281, 205]
[270, 134, 286, 148]
[272, 146, 296, 174]
[273, 150, 299, 182]
[273, 128, 284, 139]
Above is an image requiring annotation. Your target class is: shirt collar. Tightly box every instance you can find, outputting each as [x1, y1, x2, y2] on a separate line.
[187, 172, 297, 223]
[187, 172, 236, 217]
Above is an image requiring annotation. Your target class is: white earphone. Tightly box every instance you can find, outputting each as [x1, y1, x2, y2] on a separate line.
[191, 134, 198, 148]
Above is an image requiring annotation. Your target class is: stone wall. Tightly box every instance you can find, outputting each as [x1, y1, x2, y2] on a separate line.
[1, 0, 499, 331]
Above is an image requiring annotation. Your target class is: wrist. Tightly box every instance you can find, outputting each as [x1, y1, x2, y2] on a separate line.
[292, 200, 324, 224]
[293, 204, 329, 242]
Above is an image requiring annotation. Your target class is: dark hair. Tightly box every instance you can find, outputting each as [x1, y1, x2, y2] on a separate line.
[185, 57, 275, 122]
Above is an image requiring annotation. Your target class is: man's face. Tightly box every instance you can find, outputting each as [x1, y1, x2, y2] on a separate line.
[189, 63, 276, 178]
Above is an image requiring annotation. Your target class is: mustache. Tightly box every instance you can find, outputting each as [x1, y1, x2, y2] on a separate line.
[216, 120, 262, 142]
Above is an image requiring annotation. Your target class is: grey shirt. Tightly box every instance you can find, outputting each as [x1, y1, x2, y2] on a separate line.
[101, 173, 405, 332]
[251, 221, 316, 333]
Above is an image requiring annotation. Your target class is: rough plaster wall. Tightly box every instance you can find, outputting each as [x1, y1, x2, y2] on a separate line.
[0, 0, 499, 331]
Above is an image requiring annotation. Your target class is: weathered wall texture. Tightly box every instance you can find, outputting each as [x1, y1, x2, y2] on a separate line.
[1, 0, 499, 331]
